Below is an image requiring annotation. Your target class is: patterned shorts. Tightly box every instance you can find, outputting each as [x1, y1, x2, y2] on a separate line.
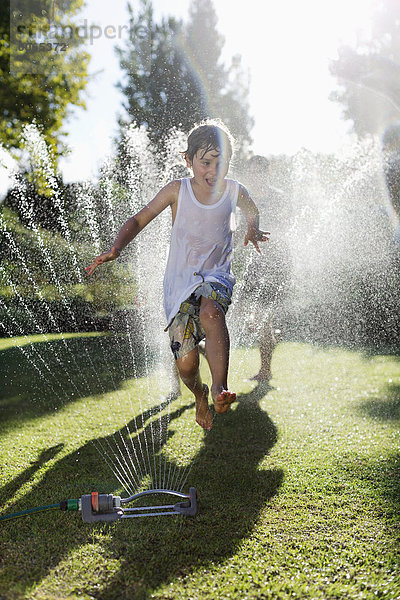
[167, 282, 232, 360]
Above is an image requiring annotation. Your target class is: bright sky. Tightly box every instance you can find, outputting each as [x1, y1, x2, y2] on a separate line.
[2, 0, 376, 190]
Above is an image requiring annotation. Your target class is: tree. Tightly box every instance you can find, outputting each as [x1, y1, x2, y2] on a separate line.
[329, 0, 400, 137]
[116, 1, 198, 147]
[183, 0, 253, 156]
[116, 0, 253, 157]
[0, 0, 90, 159]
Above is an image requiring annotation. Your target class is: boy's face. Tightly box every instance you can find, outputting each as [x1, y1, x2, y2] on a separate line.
[190, 147, 230, 190]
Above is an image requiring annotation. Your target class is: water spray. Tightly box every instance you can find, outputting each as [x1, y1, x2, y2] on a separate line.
[0, 488, 198, 524]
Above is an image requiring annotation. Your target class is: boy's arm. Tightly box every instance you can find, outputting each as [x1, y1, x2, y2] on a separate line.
[237, 184, 270, 254]
[85, 180, 179, 275]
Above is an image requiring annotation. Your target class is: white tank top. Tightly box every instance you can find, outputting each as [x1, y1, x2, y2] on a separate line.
[163, 177, 239, 325]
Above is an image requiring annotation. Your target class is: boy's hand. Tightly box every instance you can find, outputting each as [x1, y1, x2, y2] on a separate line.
[244, 227, 270, 254]
[85, 247, 121, 276]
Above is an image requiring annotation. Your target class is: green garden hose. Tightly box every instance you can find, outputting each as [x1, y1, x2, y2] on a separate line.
[0, 499, 79, 522]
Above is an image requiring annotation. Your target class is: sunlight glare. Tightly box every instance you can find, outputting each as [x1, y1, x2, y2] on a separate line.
[216, 0, 376, 154]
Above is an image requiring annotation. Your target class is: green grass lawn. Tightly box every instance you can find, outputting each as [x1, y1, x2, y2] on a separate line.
[1, 334, 400, 599]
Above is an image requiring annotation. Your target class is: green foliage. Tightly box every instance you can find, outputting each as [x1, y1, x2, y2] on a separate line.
[3, 174, 79, 231]
[116, 0, 253, 158]
[330, 0, 400, 136]
[0, 206, 139, 334]
[0, 0, 90, 160]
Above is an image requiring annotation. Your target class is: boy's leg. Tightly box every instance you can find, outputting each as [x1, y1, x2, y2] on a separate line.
[175, 347, 213, 430]
[170, 359, 181, 398]
[252, 321, 276, 382]
[259, 324, 276, 380]
[199, 296, 236, 413]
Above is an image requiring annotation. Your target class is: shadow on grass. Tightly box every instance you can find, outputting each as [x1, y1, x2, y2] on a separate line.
[0, 384, 282, 599]
[96, 382, 282, 599]
[0, 394, 187, 509]
[0, 333, 151, 434]
[350, 382, 400, 554]
[0, 392, 194, 596]
[0, 444, 64, 509]
[334, 451, 400, 552]
[357, 382, 400, 422]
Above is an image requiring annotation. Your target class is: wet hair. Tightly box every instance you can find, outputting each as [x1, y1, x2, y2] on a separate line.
[184, 119, 235, 164]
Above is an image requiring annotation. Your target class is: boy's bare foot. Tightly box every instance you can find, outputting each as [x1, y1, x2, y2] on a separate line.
[213, 387, 236, 414]
[195, 384, 213, 431]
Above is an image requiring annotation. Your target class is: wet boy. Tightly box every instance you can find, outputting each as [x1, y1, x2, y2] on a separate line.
[86, 121, 269, 431]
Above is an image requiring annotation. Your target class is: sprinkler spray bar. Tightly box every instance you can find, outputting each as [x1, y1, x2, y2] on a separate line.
[81, 488, 198, 523]
[0, 488, 198, 524]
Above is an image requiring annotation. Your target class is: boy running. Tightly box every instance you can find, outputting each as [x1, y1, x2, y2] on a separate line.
[86, 121, 269, 431]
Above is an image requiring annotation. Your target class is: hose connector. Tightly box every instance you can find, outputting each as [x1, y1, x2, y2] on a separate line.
[81, 493, 123, 523]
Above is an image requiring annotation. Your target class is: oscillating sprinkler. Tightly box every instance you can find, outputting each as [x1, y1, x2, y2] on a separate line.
[0, 488, 198, 524]
[80, 488, 198, 522]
